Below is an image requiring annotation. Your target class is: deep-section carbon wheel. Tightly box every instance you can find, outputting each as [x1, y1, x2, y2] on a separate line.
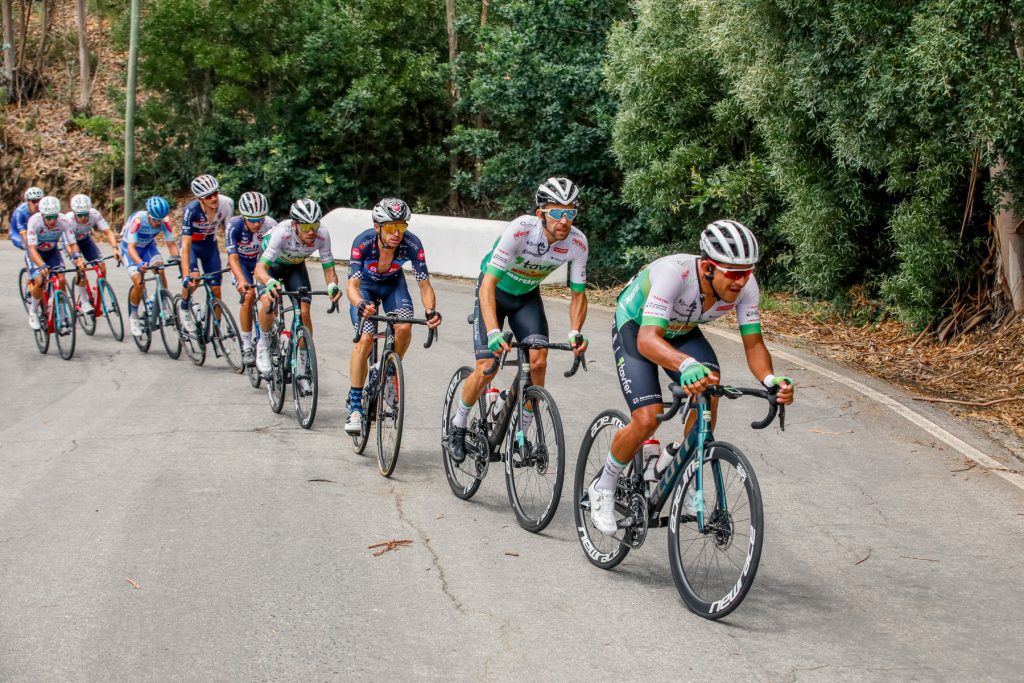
[176, 296, 206, 366]
[100, 280, 124, 341]
[441, 366, 486, 501]
[505, 385, 565, 533]
[158, 289, 181, 359]
[54, 289, 76, 360]
[77, 283, 97, 336]
[573, 409, 633, 570]
[211, 298, 243, 373]
[375, 351, 405, 477]
[266, 331, 286, 414]
[18, 267, 31, 313]
[668, 441, 764, 620]
[292, 327, 318, 429]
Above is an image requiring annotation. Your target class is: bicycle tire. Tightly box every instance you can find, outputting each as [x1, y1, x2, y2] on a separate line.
[573, 409, 633, 570]
[211, 298, 243, 373]
[54, 289, 76, 360]
[176, 296, 206, 366]
[441, 366, 485, 501]
[505, 385, 565, 533]
[158, 289, 182, 359]
[33, 301, 50, 355]
[77, 282, 97, 336]
[247, 361, 262, 388]
[267, 330, 286, 414]
[351, 375, 373, 455]
[100, 280, 124, 341]
[292, 327, 318, 429]
[375, 351, 405, 478]
[668, 440, 764, 620]
[18, 267, 31, 313]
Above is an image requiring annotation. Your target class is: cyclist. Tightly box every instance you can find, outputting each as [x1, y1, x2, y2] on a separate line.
[11, 186, 44, 252]
[63, 193, 121, 315]
[447, 177, 590, 463]
[253, 199, 343, 393]
[226, 191, 278, 367]
[344, 197, 442, 434]
[588, 220, 796, 534]
[179, 174, 234, 333]
[122, 196, 182, 338]
[25, 196, 85, 330]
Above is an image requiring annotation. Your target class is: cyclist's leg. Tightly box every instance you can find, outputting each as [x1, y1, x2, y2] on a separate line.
[504, 288, 550, 434]
[75, 237, 102, 308]
[199, 242, 224, 316]
[382, 275, 415, 358]
[346, 280, 378, 423]
[458, 277, 509, 418]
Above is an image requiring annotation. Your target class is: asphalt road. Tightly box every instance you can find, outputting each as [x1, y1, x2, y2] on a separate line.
[1, 243, 1022, 681]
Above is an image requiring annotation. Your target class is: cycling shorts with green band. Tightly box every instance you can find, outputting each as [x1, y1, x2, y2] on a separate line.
[471, 274, 548, 361]
[480, 215, 588, 296]
[615, 253, 761, 337]
[612, 321, 720, 410]
[265, 263, 312, 303]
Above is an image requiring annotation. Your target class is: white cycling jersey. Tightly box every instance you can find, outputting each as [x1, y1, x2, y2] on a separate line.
[63, 209, 111, 241]
[259, 220, 335, 268]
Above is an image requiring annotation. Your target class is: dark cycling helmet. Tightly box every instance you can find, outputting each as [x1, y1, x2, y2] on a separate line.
[700, 220, 759, 266]
[146, 196, 171, 220]
[289, 198, 322, 224]
[372, 197, 411, 224]
[190, 174, 219, 198]
[535, 176, 580, 208]
[238, 191, 269, 218]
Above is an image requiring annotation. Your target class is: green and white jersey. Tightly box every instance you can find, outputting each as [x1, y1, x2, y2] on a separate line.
[481, 215, 588, 296]
[615, 254, 761, 338]
[259, 220, 335, 269]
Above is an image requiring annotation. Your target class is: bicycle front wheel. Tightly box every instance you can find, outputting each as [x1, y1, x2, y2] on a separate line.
[176, 296, 206, 366]
[267, 331, 286, 414]
[441, 366, 485, 500]
[54, 289, 76, 360]
[211, 298, 243, 373]
[100, 280, 124, 341]
[34, 305, 50, 355]
[505, 385, 564, 533]
[573, 409, 632, 570]
[668, 441, 764, 620]
[375, 351, 405, 478]
[18, 267, 31, 313]
[292, 327, 318, 429]
[78, 284, 97, 336]
[158, 290, 181, 359]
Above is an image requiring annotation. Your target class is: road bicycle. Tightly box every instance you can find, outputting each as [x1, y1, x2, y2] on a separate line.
[73, 255, 123, 340]
[238, 285, 263, 389]
[573, 382, 785, 619]
[263, 288, 338, 429]
[441, 330, 585, 533]
[176, 267, 243, 372]
[348, 311, 437, 478]
[30, 265, 80, 360]
[129, 259, 183, 359]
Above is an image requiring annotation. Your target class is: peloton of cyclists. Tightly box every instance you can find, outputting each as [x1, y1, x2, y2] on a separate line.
[25, 196, 86, 330]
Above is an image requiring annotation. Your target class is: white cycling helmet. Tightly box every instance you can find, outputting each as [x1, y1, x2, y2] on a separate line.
[238, 191, 269, 218]
[24, 186, 45, 201]
[70, 194, 92, 214]
[289, 198, 322, 224]
[190, 174, 219, 198]
[535, 176, 580, 207]
[39, 196, 61, 216]
[700, 220, 760, 266]
[372, 197, 411, 224]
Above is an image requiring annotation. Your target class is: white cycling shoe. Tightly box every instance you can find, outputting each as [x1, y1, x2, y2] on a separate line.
[255, 344, 271, 374]
[79, 298, 94, 315]
[129, 315, 143, 337]
[28, 309, 41, 331]
[588, 480, 618, 535]
[180, 307, 197, 334]
[344, 410, 363, 435]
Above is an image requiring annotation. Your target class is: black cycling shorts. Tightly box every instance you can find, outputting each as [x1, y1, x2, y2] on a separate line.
[267, 262, 312, 303]
[612, 321, 720, 411]
[472, 275, 548, 360]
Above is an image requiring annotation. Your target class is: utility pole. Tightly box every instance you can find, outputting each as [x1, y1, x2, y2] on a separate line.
[124, 0, 140, 222]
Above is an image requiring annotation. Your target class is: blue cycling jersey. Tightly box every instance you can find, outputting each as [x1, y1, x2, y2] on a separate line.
[122, 210, 175, 249]
[348, 229, 429, 283]
[181, 196, 234, 241]
[10, 202, 32, 249]
[225, 215, 277, 262]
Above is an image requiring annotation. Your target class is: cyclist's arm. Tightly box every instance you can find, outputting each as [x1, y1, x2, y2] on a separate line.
[323, 263, 340, 290]
[227, 253, 247, 291]
[102, 226, 118, 250]
[346, 275, 363, 307]
[477, 272, 502, 333]
[417, 278, 437, 312]
[27, 244, 45, 268]
[741, 333, 774, 384]
[179, 234, 193, 273]
[569, 289, 587, 334]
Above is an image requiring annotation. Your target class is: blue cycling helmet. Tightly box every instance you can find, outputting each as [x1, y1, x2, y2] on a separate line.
[146, 196, 171, 220]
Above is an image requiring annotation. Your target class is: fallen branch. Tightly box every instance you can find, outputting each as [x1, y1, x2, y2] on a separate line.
[854, 549, 871, 566]
[124, 577, 141, 589]
[899, 555, 939, 563]
[368, 539, 413, 557]
[911, 395, 1024, 408]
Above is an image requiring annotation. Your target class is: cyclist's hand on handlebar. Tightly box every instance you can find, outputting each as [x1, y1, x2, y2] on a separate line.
[186, 270, 200, 287]
[568, 330, 588, 355]
[763, 374, 795, 405]
[677, 358, 712, 397]
[487, 329, 511, 356]
[357, 300, 376, 318]
[327, 282, 342, 302]
[235, 280, 249, 296]
[265, 278, 282, 299]
[425, 309, 442, 329]
[114, 252, 123, 266]
[139, 262, 148, 274]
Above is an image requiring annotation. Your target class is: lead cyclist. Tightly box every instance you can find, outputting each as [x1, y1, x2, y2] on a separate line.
[588, 220, 796, 535]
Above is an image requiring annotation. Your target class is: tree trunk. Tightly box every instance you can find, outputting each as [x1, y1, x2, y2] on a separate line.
[445, 0, 459, 211]
[75, 0, 90, 113]
[991, 158, 1024, 312]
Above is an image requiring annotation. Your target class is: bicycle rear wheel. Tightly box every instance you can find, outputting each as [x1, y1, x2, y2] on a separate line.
[77, 283, 96, 336]
[375, 351, 405, 478]
[668, 441, 764, 620]
[267, 331, 286, 414]
[100, 280, 124, 341]
[211, 298, 243, 373]
[158, 289, 181, 359]
[18, 267, 30, 313]
[54, 289, 76, 360]
[176, 296, 206, 365]
[573, 409, 632, 570]
[292, 327, 318, 429]
[34, 305, 50, 355]
[441, 366, 486, 500]
[505, 385, 565, 533]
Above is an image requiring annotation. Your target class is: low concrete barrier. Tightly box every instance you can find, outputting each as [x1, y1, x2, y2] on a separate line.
[320, 208, 568, 284]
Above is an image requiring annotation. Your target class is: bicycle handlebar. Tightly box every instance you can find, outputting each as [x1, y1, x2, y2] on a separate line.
[350, 313, 437, 348]
[85, 255, 119, 268]
[657, 382, 785, 431]
[483, 331, 586, 378]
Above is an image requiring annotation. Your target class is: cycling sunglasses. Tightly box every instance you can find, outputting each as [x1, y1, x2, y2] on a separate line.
[42, 214, 59, 221]
[74, 212, 90, 218]
[543, 208, 578, 221]
[199, 191, 219, 200]
[708, 260, 754, 281]
[379, 222, 408, 235]
[296, 221, 319, 233]
[243, 216, 265, 224]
